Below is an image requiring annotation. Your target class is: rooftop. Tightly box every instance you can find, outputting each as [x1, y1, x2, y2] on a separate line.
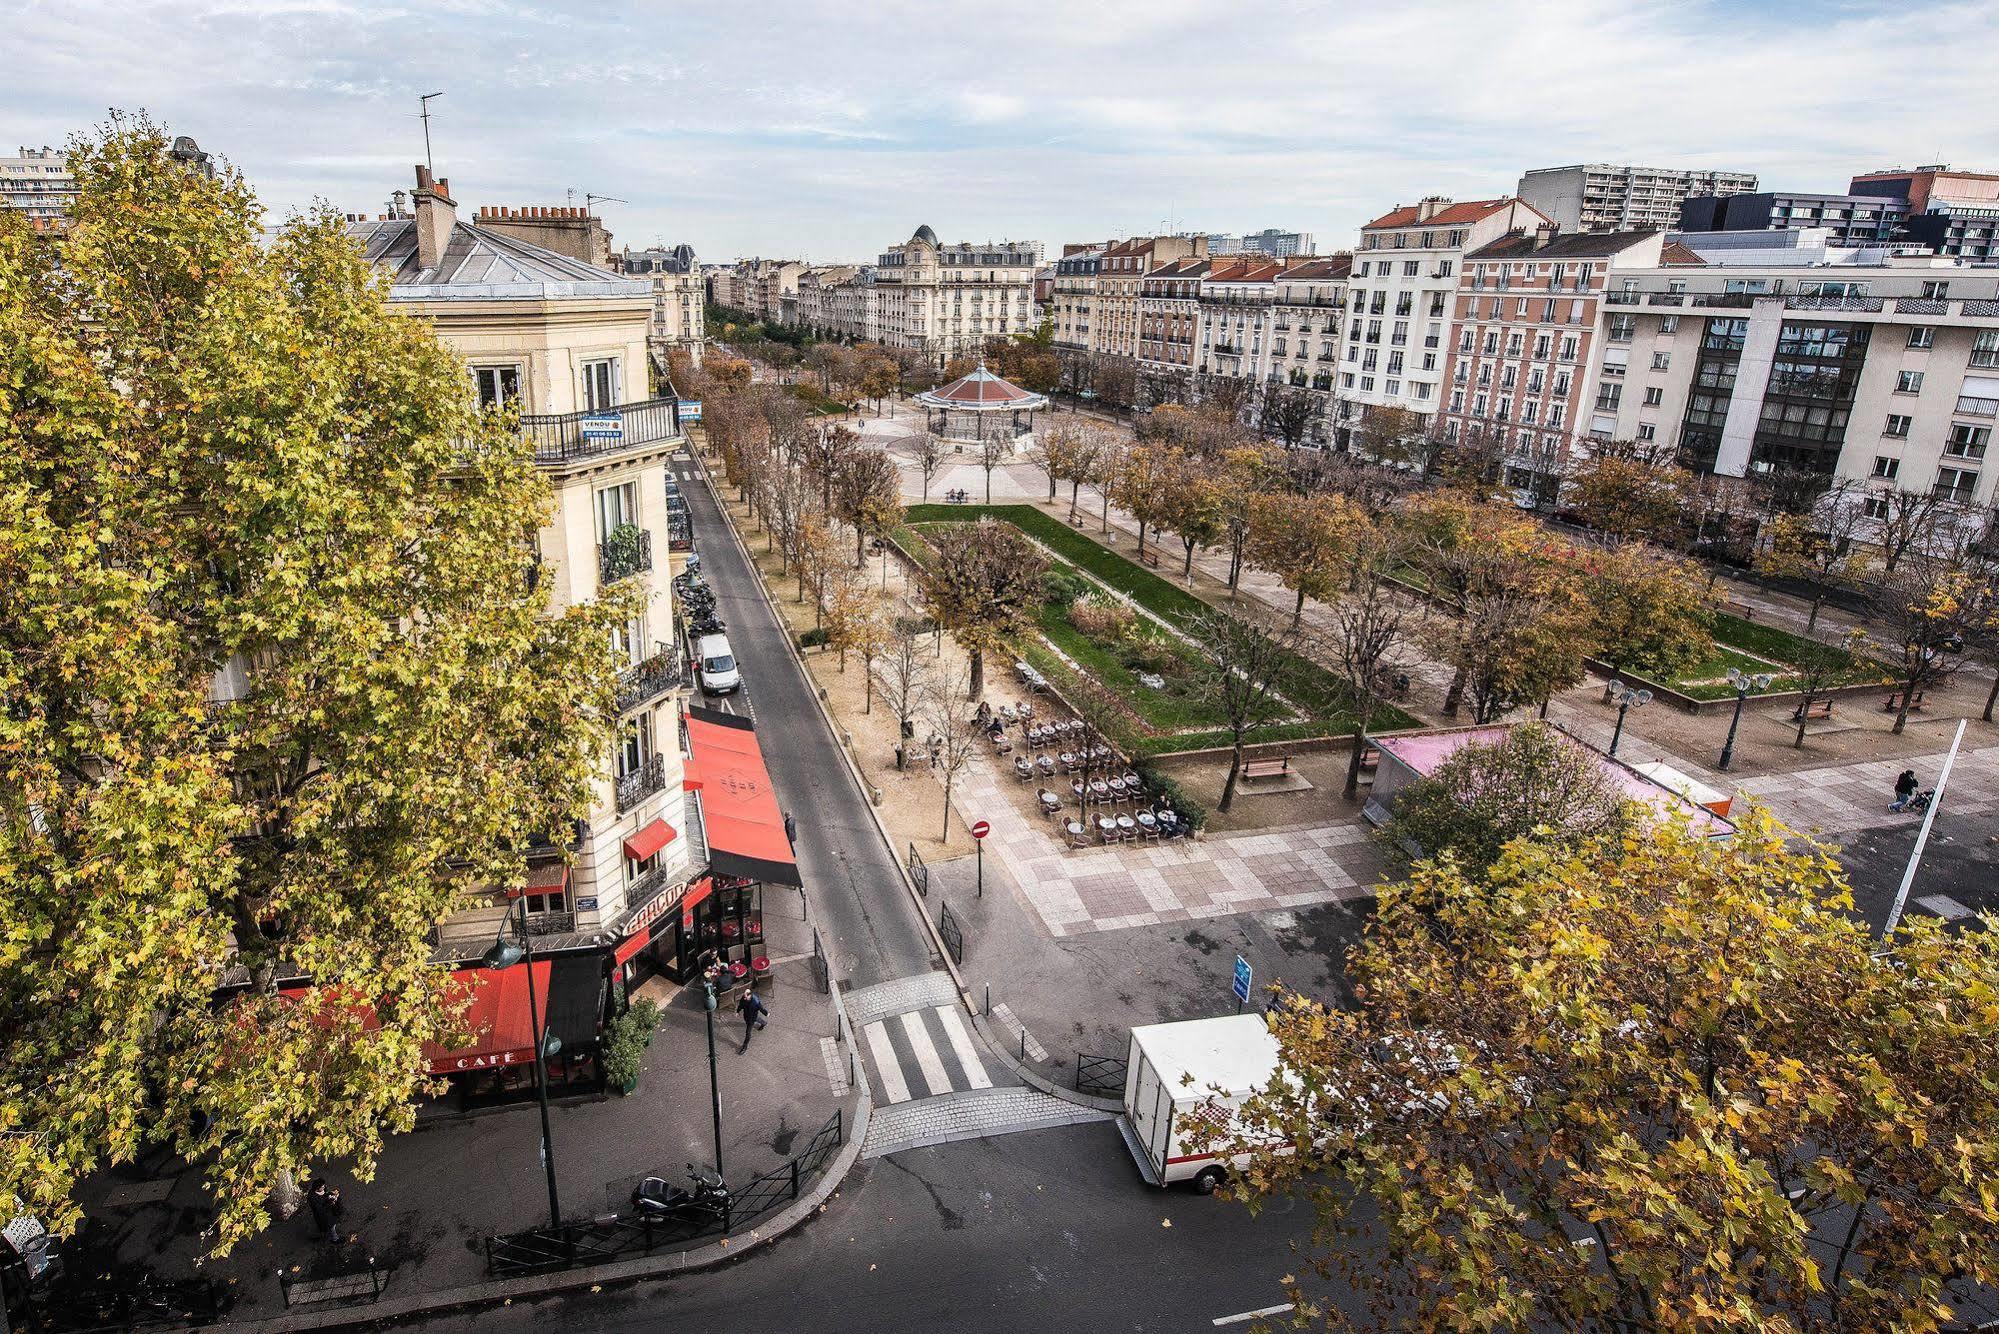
[1467, 228, 1665, 261]
[1363, 198, 1515, 231]
[346, 217, 650, 301]
[913, 361, 1049, 411]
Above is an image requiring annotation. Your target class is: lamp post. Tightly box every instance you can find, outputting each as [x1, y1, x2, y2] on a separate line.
[701, 969, 725, 1180]
[483, 900, 563, 1236]
[1606, 680, 1652, 758]
[1716, 668, 1774, 772]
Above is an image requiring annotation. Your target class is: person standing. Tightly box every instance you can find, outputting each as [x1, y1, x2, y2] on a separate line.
[306, 1178, 344, 1245]
[783, 810, 797, 850]
[1891, 769, 1919, 812]
[736, 988, 769, 1052]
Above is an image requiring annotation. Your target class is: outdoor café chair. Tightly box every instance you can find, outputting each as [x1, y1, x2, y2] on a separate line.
[1136, 812, 1159, 841]
[999, 704, 1017, 726]
[1064, 820, 1089, 848]
[1059, 751, 1079, 773]
[1107, 777, 1129, 802]
[1116, 814, 1138, 840]
[1013, 757, 1034, 781]
[1089, 779, 1111, 804]
[1037, 754, 1057, 778]
[1037, 789, 1062, 817]
[1096, 816, 1119, 844]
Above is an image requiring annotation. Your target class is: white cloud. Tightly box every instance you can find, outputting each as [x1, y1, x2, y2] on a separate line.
[4, 0, 1996, 259]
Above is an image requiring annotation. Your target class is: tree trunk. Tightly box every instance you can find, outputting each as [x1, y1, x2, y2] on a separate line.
[1219, 739, 1244, 813]
[1293, 586, 1306, 627]
[1047, 472, 1057, 502]
[1893, 675, 1915, 734]
[865, 670, 874, 713]
[1343, 728, 1368, 801]
[985, 470, 993, 505]
[1443, 664, 1467, 717]
[1069, 480, 1083, 522]
[1985, 668, 1999, 723]
[856, 528, 866, 568]
[1101, 489, 1111, 534]
[1806, 595, 1824, 634]
[969, 649, 984, 699]
[941, 780, 953, 838]
[1794, 702, 1809, 748]
[1182, 540, 1196, 579]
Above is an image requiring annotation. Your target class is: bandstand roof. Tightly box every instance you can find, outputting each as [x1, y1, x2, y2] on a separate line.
[914, 362, 1049, 412]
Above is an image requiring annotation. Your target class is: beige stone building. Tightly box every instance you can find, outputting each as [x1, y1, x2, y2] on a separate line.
[621, 243, 707, 368]
[866, 226, 1041, 365]
[473, 204, 616, 270]
[1095, 235, 1207, 360]
[1052, 244, 1104, 352]
[342, 167, 696, 969]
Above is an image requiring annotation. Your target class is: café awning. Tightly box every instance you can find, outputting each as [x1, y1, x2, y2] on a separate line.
[683, 705, 803, 887]
[622, 818, 677, 864]
[423, 962, 552, 1075]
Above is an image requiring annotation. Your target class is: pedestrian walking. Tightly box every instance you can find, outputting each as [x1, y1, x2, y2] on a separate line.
[783, 810, 797, 850]
[306, 1179, 344, 1245]
[737, 989, 769, 1053]
[1891, 769, 1919, 812]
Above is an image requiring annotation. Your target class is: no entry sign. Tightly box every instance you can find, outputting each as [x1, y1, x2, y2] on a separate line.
[970, 820, 991, 840]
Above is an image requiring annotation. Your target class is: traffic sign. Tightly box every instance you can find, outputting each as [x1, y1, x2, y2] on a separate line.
[970, 820, 990, 840]
[1232, 955, 1253, 1008]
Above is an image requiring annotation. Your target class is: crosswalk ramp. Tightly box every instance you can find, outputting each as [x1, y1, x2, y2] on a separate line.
[858, 1004, 1000, 1105]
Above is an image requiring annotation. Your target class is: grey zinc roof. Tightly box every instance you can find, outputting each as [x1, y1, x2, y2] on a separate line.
[345, 218, 650, 301]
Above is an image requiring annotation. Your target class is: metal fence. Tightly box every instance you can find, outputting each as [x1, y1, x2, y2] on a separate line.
[1076, 1052, 1129, 1100]
[811, 926, 831, 995]
[907, 842, 929, 898]
[938, 902, 965, 966]
[484, 1110, 844, 1279]
[277, 1257, 388, 1309]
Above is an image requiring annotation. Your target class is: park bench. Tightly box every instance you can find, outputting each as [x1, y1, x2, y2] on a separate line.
[1138, 546, 1162, 569]
[279, 1265, 387, 1308]
[1792, 698, 1835, 723]
[1358, 745, 1382, 772]
[1721, 599, 1756, 620]
[1884, 690, 1926, 713]
[1240, 757, 1294, 781]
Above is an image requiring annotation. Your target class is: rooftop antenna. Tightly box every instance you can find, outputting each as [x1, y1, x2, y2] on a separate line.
[586, 194, 627, 213]
[418, 92, 444, 175]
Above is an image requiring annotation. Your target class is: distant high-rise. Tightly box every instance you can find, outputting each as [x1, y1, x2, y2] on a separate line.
[1517, 163, 1757, 232]
[1202, 228, 1315, 258]
[1848, 165, 1999, 259]
[1, 146, 78, 224]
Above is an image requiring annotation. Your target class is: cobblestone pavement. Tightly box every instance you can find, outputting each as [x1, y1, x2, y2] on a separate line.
[962, 753, 1381, 938]
[860, 1087, 1111, 1159]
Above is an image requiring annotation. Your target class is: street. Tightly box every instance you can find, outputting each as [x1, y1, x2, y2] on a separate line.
[417, 1121, 1347, 1334]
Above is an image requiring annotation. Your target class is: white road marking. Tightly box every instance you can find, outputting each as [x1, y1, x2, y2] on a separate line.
[1213, 1304, 1294, 1326]
[862, 1021, 911, 1104]
[932, 1005, 994, 1090]
[897, 1009, 954, 1097]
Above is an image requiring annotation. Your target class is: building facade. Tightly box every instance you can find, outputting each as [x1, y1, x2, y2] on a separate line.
[343, 166, 695, 963]
[473, 204, 615, 270]
[1198, 259, 1282, 385]
[1095, 235, 1207, 361]
[1201, 228, 1315, 258]
[1517, 163, 1757, 233]
[1677, 191, 1909, 246]
[1136, 257, 1208, 378]
[1340, 197, 1550, 441]
[620, 243, 706, 368]
[865, 226, 1040, 365]
[1438, 229, 1676, 500]
[2, 146, 76, 224]
[1052, 244, 1104, 352]
[1269, 256, 1352, 443]
[1849, 165, 1999, 260]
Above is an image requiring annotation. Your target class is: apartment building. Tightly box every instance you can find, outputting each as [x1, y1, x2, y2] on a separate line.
[1096, 235, 1208, 360]
[1340, 197, 1550, 444]
[1, 146, 77, 224]
[343, 167, 696, 969]
[1198, 258, 1283, 385]
[1202, 228, 1315, 258]
[1849, 165, 1999, 260]
[1136, 257, 1208, 377]
[1052, 244, 1104, 351]
[620, 243, 706, 367]
[1438, 229, 1677, 500]
[865, 225, 1040, 365]
[790, 265, 862, 335]
[1518, 163, 1757, 233]
[1678, 191, 1909, 246]
[1587, 252, 1999, 514]
[1269, 256, 1352, 442]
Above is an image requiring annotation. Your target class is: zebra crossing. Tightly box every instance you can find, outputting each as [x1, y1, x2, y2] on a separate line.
[858, 1003, 999, 1105]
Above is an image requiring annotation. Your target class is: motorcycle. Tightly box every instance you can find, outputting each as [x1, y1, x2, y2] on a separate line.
[631, 1165, 731, 1228]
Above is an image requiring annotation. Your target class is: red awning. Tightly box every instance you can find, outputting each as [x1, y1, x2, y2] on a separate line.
[683, 706, 803, 887]
[518, 861, 568, 894]
[422, 962, 551, 1075]
[622, 819, 677, 863]
[612, 928, 651, 966]
[681, 876, 714, 916]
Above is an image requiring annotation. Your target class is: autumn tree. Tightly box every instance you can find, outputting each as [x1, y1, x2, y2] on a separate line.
[1220, 813, 1999, 1333]
[1192, 612, 1297, 812]
[0, 121, 631, 1252]
[798, 421, 858, 512]
[1574, 542, 1714, 696]
[1871, 485, 1972, 574]
[978, 428, 1012, 505]
[1787, 630, 1868, 748]
[1213, 444, 1285, 595]
[1246, 491, 1353, 624]
[1195, 372, 1258, 426]
[1755, 482, 1872, 631]
[1038, 421, 1109, 522]
[1563, 453, 1692, 544]
[1322, 525, 1416, 799]
[858, 357, 900, 414]
[918, 519, 1047, 698]
[1354, 405, 1434, 472]
[831, 446, 902, 566]
[1873, 548, 1994, 733]
[1159, 460, 1223, 581]
[1091, 437, 1129, 535]
[1113, 441, 1184, 563]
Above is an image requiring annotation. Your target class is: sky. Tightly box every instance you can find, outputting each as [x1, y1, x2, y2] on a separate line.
[8, 0, 1999, 264]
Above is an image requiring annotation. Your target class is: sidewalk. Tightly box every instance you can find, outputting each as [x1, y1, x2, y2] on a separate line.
[76, 903, 850, 1323]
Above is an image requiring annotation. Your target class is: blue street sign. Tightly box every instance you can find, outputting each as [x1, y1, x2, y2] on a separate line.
[1232, 955, 1252, 1005]
[677, 399, 703, 422]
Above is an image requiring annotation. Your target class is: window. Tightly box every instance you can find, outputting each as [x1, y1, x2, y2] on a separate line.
[474, 364, 522, 409]
[1403, 260, 1419, 277]
[596, 480, 639, 541]
[1873, 455, 1900, 479]
[616, 716, 652, 779]
[582, 357, 620, 411]
[1360, 376, 1375, 392]
[1389, 380, 1405, 397]
[1643, 386, 1663, 406]
[1553, 370, 1572, 397]
[1936, 466, 1980, 502]
[1897, 370, 1924, 394]
[1660, 315, 1680, 334]
[1974, 331, 1999, 368]
[1651, 351, 1671, 371]
[1607, 315, 1636, 343]
[1435, 260, 1453, 278]
[1596, 384, 1622, 411]
[1421, 353, 1437, 371]
[1521, 400, 1538, 424]
[1449, 390, 1465, 413]
[1548, 402, 1566, 428]
[1908, 327, 1935, 350]
[1637, 423, 1656, 441]
[1947, 424, 1990, 459]
[1863, 495, 1890, 519]
[1922, 280, 1950, 300]
[1884, 414, 1912, 438]
[1533, 334, 1551, 360]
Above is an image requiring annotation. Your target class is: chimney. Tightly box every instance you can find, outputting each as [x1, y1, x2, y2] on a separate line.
[412, 165, 456, 271]
[1415, 196, 1450, 223]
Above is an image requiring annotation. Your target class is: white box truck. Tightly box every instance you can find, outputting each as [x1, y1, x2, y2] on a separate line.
[1117, 1013, 1284, 1193]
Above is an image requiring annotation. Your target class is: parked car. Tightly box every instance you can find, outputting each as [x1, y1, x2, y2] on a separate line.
[696, 633, 741, 695]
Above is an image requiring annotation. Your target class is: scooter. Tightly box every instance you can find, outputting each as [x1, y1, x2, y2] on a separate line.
[631, 1165, 731, 1227]
[1907, 787, 1936, 815]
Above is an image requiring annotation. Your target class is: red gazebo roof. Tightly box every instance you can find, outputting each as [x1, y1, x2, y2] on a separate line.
[915, 361, 1048, 411]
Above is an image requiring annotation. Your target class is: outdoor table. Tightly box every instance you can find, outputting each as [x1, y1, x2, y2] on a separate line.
[750, 955, 774, 992]
[1096, 816, 1118, 842]
[1070, 779, 1086, 801]
[721, 920, 740, 940]
[1136, 812, 1158, 834]
[1064, 820, 1086, 845]
[747, 914, 764, 941]
[1037, 755, 1056, 777]
[1059, 751, 1078, 771]
[728, 960, 748, 983]
[1116, 815, 1137, 838]
[1107, 777, 1128, 801]
[1090, 779, 1111, 803]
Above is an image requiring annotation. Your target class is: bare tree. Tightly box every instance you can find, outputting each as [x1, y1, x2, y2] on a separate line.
[1872, 487, 1974, 574]
[1872, 549, 1994, 734]
[1192, 610, 1297, 813]
[1260, 383, 1318, 450]
[879, 620, 936, 766]
[832, 446, 903, 566]
[1323, 526, 1416, 799]
[918, 519, 1047, 698]
[925, 668, 985, 838]
[978, 428, 1009, 505]
[1787, 630, 1867, 748]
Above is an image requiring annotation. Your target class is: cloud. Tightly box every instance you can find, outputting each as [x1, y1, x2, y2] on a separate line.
[4, 0, 1997, 260]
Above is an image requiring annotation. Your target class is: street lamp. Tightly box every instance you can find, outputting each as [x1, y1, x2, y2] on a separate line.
[700, 968, 726, 1180]
[1606, 680, 1651, 758]
[1716, 668, 1774, 772]
[483, 900, 564, 1236]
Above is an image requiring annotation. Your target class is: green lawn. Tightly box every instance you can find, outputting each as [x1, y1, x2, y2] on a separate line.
[900, 506, 1415, 754]
[1652, 612, 1892, 700]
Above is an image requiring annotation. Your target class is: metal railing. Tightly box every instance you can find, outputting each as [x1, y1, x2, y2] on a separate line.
[616, 643, 683, 713]
[599, 528, 653, 586]
[523, 398, 682, 467]
[484, 1111, 845, 1279]
[1691, 293, 1756, 308]
[1896, 298, 1949, 315]
[1786, 295, 1883, 312]
[1076, 1052, 1129, 1099]
[907, 842, 929, 898]
[938, 901, 966, 965]
[525, 910, 575, 936]
[1647, 293, 1686, 306]
[615, 754, 667, 813]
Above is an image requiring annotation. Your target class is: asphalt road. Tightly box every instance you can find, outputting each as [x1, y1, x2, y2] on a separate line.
[418, 1121, 1348, 1334]
[1833, 800, 1999, 933]
[675, 454, 937, 990]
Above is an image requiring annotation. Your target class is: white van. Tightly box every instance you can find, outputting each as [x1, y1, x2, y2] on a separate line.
[696, 633, 741, 695]
[1118, 1014, 1287, 1193]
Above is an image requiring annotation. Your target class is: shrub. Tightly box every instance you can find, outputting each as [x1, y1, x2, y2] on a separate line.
[602, 998, 660, 1091]
[797, 626, 831, 649]
[1042, 567, 1091, 609]
[1136, 760, 1207, 831]
[1068, 593, 1136, 640]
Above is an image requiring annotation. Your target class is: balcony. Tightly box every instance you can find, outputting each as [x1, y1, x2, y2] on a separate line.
[522, 397, 682, 468]
[599, 526, 654, 586]
[1603, 292, 1641, 306]
[525, 910, 577, 937]
[1691, 293, 1756, 309]
[1785, 295, 1884, 313]
[1317, 352, 1336, 362]
[616, 643, 683, 713]
[1647, 293, 1686, 307]
[615, 754, 668, 813]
